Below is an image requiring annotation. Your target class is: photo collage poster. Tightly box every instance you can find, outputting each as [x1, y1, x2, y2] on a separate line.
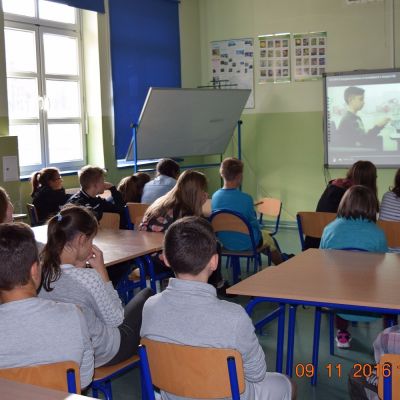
[293, 31, 327, 81]
[258, 33, 291, 83]
[210, 39, 255, 108]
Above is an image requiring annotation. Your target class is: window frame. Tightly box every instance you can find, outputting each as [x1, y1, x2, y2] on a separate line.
[3, 2, 87, 176]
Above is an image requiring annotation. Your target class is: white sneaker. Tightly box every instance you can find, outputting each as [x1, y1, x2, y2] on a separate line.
[335, 330, 352, 348]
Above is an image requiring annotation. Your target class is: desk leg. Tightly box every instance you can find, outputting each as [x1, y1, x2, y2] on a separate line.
[245, 300, 286, 374]
[311, 307, 322, 386]
[286, 305, 297, 377]
[276, 303, 286, 373]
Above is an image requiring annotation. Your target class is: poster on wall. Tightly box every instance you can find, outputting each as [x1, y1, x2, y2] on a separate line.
[210, 38, 254, 108]
[258, 33, 291, 83]
[293, 31, 327, 82]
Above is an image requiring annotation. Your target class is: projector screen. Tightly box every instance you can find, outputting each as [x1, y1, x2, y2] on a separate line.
[324, 69, 400, 168]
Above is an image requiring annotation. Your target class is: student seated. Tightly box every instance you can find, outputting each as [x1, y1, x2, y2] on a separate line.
[117, 172, 151, 203]
[320, 185, 388, 348]
[141, 158, 180, 204]
[0, 223, 94, 388]
[212, 157, 283, 265]
[0, 186, 13, 223]
[141, 217, 294, 400]
[379, 168, 400, 222]
[68, 165, 125, 225]
[39, 206, 153, 367]
[305, 160, 378, 249]
[349, 325, 400, 400]
[31, 167, 70, 224]
[140, 170, 228, 293]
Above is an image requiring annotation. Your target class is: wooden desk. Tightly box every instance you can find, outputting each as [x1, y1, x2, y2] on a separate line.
[227, 249, 400, 382]
[33, 225, 163, 267]
[0, 377, 95, 400]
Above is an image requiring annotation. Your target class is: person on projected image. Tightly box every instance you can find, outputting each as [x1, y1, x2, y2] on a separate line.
[334, 86, 390, 150]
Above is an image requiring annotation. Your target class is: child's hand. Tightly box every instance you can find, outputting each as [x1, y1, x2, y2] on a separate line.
[87, 244, 110, 282]
[103, 181, 114, 190]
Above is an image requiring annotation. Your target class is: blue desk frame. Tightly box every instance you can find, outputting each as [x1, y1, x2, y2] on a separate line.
[245, 296, 400, 390]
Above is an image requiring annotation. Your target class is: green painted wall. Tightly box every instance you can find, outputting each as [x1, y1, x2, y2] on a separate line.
[191, 0, 400, 223]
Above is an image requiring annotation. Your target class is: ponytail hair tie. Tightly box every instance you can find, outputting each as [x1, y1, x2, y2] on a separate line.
[56, 213, 63, 222]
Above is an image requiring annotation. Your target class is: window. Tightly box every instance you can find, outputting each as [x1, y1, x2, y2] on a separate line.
[3, 0, 86, 175]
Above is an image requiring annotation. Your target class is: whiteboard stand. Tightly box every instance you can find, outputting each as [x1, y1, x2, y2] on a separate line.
[125, 87, 250, 173]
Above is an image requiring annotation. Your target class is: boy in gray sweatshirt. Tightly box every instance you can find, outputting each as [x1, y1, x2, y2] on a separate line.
[141, 216, 294, 400]
[0, 223, 94, 389]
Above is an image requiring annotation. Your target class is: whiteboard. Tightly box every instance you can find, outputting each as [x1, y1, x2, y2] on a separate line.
[126, 87, 250, 160]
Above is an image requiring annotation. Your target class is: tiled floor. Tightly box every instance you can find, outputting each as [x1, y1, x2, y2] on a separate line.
[92, 228, 381, 399]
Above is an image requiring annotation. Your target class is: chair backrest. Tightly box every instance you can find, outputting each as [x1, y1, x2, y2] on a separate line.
[99, 212, 120, 229]
[256, 197, 282, 235]
[377, 220, 400, 248]
[210, 209, 258, 252]
[126, 202, 150, 230]
[140, 338, 245, 399]
[296, 211, 336, 250]
[0, 361, 80, 394]
[378, 354, 400, 399]
[26, 203, 39, 226]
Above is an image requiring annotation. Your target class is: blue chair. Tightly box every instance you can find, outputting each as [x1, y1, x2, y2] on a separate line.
[26, 203, 40, 227]
[210, 209, 270, 283]
[296, 211, 336, 251]
[139, 338, 245, 400]
[91, 355, 141, 400]
[115, 258, 147, 304]
[0, 361, 79, 393]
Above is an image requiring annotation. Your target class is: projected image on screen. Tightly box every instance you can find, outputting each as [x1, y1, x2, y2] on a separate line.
[324, 70, 400, 167]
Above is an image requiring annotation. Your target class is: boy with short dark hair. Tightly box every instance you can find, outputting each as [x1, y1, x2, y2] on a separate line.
[141, 216, 294, 400]
[68, 165, 125, 223]
[141, 158, 180, 204]
[0, 223, 94, 388]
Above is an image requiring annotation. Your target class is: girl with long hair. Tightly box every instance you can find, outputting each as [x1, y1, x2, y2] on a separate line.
[39, 205, 152, 366]
[140, 170, 228, 293]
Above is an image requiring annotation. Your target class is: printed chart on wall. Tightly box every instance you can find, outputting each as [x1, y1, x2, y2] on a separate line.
[210, 39, 254, 108]
[258, 33, 291, 83]
[293, 32, 327, 81]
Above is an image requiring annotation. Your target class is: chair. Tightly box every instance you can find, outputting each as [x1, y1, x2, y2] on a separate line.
[210, 209, 270, 283]
[139, 338, 245, 400]
[377, 220, 400, 248]
[0, 361, 80, 393]
[296, 211, 336, 251]
[378, 354, 400, 400]
[126, 202, 150, 230]
[26, 203, 40, 227]
[91, 355, 140, 400]
[99, 212, 120, 229]
[256, 197, 282, 251]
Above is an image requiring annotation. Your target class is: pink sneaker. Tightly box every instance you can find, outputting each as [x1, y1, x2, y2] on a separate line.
[335, 330, 352, 348]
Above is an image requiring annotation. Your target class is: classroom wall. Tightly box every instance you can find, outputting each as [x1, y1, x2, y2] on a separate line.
[188, 0, 400, 223]
[1, 0, 400, 220]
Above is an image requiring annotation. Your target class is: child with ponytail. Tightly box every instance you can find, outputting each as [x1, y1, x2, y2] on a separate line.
[31, 167, 70, 224]
[39, 205, 153, 367]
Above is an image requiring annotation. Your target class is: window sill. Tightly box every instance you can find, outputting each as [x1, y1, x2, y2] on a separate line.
[20, 169, 79, 181]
